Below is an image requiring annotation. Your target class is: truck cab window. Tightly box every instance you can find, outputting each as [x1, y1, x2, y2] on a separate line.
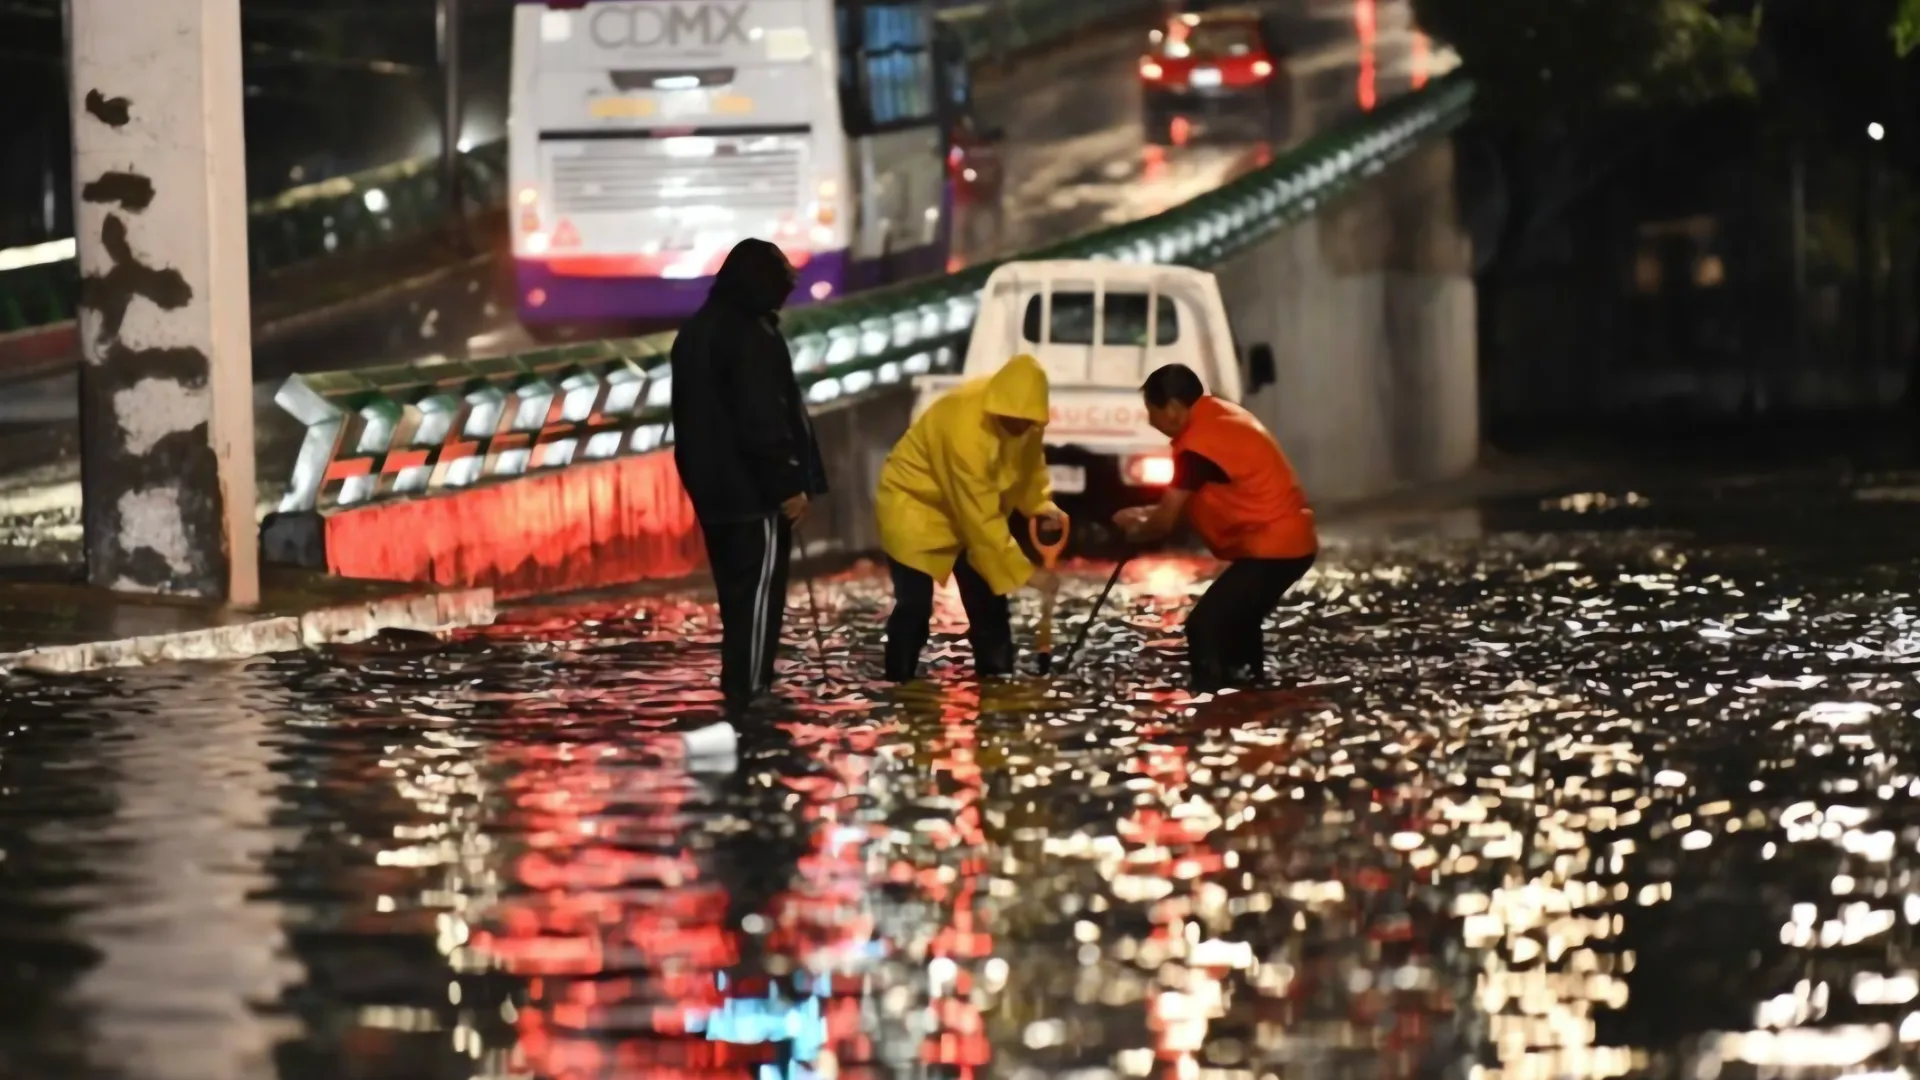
[1022, 292, 1180, 346]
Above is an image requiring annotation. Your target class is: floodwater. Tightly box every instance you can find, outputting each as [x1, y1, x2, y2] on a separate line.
[6, 470, 1920, 1080]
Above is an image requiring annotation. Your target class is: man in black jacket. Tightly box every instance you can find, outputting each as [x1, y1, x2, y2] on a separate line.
[670, 238, 829, 714]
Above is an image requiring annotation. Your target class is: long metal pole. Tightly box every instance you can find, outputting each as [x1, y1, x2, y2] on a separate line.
[1790, 139, 1808, 378]
[795, 526, 831, 680]
[438, 0, 466, 252]
[1059, 556, 1133, 671]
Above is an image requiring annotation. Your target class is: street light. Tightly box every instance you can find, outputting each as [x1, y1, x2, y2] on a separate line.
[1869, 121, 1886, 141]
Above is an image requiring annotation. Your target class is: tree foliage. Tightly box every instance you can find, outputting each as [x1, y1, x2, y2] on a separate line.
[1408, 0, 1759, 126]
[1898, 0, 1920, 55]
[1414, 0, 1920, 127]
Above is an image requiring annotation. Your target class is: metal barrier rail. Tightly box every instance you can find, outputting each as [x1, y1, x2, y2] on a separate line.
[0, 141, 508, 335]
[274, 73, 1473, 517]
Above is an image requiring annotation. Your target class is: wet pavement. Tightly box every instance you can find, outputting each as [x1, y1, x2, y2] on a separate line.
[6, 464, 1920, 1079]
[0, 0, 1450, 568]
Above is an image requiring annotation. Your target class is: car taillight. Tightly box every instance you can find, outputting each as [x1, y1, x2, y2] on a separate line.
[1124, 452, 1175, 487]
[1140, 60, 1164, 80]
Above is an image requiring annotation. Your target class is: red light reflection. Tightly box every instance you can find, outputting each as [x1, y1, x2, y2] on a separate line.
[465, 684, 903, 1079]
[1355, 0, 1378, 110]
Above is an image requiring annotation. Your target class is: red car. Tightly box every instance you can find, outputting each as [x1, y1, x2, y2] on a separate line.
[946, 117, 1005, 210]
[1138, 7, 1291, 145]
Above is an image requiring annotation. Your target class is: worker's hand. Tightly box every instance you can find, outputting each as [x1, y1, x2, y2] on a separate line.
[1112, 506, 1151, 539]
[781, 493, 812, 528]
[1028, 567, 1062, 596]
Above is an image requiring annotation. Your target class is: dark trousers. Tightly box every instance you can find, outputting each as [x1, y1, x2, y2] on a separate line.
[1187, 552, 1316, 691]
[884, 553, 1014, 680]
[702, 514, 793, 708]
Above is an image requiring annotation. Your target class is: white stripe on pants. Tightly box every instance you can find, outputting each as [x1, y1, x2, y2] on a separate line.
[748, 515, 776, 693]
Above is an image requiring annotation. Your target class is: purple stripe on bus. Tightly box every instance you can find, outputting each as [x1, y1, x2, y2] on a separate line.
[515, 240, 947, 325]
[514, 249, 845, 324]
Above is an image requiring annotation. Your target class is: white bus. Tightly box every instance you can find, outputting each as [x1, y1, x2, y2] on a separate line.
[508, 0, 966, 333]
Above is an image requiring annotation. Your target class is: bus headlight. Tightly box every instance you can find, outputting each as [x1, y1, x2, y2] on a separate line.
[813, 179, 840, 228]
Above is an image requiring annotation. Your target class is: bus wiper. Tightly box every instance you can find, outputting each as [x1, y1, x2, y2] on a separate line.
[610, 67, 736, 91]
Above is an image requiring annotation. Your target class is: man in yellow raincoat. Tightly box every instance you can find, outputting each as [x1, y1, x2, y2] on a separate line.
[876, 353, 1066, 680]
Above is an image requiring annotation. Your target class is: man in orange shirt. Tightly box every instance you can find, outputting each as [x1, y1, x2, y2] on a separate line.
[1113, 363, 1318, 691]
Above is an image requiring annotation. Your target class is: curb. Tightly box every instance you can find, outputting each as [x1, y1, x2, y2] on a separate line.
[0, 586, 496, 675]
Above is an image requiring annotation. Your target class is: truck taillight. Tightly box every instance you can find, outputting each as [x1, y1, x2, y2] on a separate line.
[1252, 59, 1274, 78]
[1124, 452, 1175, 487]
[1140, 60, 1164, 81]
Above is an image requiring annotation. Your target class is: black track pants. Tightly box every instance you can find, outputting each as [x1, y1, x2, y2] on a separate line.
[702, 514, 793, 708]
[884, 553, 1014, 680]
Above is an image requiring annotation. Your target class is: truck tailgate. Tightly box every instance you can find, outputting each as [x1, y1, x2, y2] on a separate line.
[912, 377, 1156, 451]
[1045, 385, 1156, 451]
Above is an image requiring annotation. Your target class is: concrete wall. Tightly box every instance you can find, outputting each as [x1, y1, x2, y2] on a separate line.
[804, 386, 917, 558]
[1218, 139, 1479, 504]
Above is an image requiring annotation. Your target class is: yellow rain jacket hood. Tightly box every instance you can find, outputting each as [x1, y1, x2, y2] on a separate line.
[876, 354, 1058, 595]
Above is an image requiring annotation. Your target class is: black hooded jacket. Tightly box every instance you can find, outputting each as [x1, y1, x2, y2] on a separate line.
[669, 239, 829, 523]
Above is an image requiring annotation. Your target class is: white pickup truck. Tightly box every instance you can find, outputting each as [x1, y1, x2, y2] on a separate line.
[911, 259, 1275, 543]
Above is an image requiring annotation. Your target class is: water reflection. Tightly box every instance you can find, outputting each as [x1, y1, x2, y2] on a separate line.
[6, 475, 1920, 1078]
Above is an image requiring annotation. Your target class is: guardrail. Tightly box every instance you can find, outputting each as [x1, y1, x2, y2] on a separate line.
[0, 141, 508, 336]
[0, 1, 1147, 339]
[270, 73, 1474, 518]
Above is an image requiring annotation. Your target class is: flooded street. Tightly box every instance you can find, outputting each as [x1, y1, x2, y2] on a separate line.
[7, 467, 1920, 1079]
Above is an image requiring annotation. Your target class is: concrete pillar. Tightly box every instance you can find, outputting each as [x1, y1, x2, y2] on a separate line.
[67, 0, 259, 605]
